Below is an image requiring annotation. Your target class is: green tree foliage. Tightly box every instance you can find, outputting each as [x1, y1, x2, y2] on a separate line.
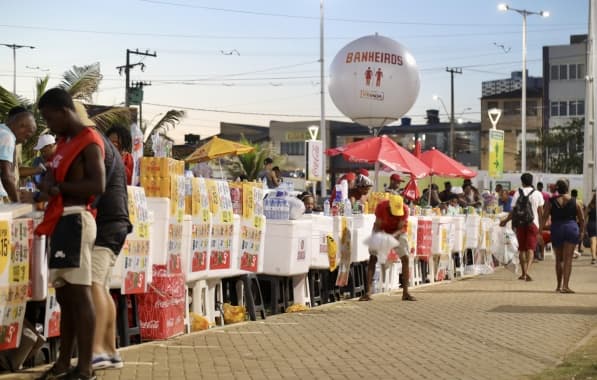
[224, 136, 283, 180]
[0, 63, 185, 165]
[541, 118, 584, 174]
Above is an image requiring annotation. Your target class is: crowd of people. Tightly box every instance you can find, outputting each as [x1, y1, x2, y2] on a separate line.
[3, 99, 596, 377]
[0, 89, 132, 380]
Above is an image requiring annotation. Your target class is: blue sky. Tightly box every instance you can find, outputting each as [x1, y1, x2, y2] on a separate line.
[0, 0, 589, 143]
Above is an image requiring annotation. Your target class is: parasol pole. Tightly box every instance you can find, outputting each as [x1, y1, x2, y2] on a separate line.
[374, 160, 380, 192]
[428, 175, 433, 205]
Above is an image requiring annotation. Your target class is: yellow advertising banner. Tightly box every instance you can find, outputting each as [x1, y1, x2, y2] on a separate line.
[488, 129, 504, 179]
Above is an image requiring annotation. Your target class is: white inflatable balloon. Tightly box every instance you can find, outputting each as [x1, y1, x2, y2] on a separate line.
[328, 34, 420, 128]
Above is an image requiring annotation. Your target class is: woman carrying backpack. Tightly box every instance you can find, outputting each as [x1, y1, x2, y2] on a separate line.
[539, 179, 585, 293]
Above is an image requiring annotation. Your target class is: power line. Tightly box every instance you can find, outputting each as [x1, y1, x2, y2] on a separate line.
[0, 23, 584, 41]
[137, 0, 584, 27]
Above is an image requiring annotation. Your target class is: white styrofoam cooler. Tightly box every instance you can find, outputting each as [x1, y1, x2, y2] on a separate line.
[146, 197, 170, 266]
[309, 214, 333, 269]
[450, 216, 466, 252]
[351, 214, 375, 263]
[263, 219, 311, 276]
[431, 216, 454, 255]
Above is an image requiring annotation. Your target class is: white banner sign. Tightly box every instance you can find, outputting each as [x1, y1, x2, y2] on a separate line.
[306, 140, 323, 181]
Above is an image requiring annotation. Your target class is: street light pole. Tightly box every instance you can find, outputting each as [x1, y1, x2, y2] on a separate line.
[446, 67, 462, 158]
[499, 4, 549, 172]
[1, 43, 35, 94]
[319, 0, 327, 200]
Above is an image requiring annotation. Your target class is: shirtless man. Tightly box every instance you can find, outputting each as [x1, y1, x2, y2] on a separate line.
[35, 88, 106, 380]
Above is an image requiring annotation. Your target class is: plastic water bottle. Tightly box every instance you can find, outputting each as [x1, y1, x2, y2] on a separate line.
[323, 199, 330, 216]
[354, 200, 362, 215]
[264, 197, 270, 219]
[344, 199, 352, 216]
[282, 198, 290, 220]
[274, 198, 281, 219]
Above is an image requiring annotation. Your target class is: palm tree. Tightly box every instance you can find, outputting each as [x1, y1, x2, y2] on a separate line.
[141, 109, 186, 156]
[224, 136, 283, 180]
[0, 62, 187, 164]
[0, 63, 131, 164]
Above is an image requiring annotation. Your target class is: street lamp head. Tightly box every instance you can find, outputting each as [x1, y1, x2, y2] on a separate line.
[307, 125, 319, 141]
[432, 94, 439, 101]
[498, 3, 509, 12]
[540, 10, 550, 17]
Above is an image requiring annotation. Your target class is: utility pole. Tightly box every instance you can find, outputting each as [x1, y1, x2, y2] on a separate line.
[1, 43, 35, 94]
[446, 67, 462, 158]
[131, 81, 151, 130]
[116, 49, 157, 106]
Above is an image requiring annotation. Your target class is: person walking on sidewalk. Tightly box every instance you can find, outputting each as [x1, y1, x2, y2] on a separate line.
[540, 180, 584, 293]
[585, 192, 597, 265]
[500, 173, 544, 281]
[360, 194, 416, 301]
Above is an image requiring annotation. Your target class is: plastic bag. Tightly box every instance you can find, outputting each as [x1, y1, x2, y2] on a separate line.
[364, 232, 399, 265]
[286, 304, 309, 313]
[190, 312, 210, 331]
[326, 234, 338, 271]
[287, 196, 305, 220]
[223, 303, 246, 324]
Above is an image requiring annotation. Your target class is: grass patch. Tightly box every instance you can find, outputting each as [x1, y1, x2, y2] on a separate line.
[525, 330, 597, 380]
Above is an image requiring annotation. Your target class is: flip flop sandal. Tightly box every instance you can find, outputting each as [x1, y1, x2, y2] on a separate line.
[560, 288, 575, 294]
[358, 295, 372, 301]
[402, 294, 417, 301]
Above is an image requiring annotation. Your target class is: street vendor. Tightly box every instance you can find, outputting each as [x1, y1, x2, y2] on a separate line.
[0, 107, 36, 202]
[349, 174, 373, 204]
[360, 194, 416, 302]
[386, 173, 403, 194]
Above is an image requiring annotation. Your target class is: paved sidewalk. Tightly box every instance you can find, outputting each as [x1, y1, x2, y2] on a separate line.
[3, 255, 597, 380]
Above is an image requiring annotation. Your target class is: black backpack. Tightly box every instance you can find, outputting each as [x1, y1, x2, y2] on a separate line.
[512, 189, 535, 227]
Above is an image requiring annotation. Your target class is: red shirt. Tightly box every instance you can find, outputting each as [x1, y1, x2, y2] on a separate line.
[122, 152, 134, 185]
[375, 200, 409, 234]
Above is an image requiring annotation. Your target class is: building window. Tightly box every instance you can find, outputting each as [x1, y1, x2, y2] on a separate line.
[527, 100, 538, 116]
[559, 65, 568, 80]
[280, 142, 305, 156]
[551, 65, 559, 80]
[569, 64, 577, 79]
[568, 63, 585, 80]
[551, 101, 569, 117]
[569, 100, 585, 116]
[504, 100, 519, 116]
[487, 101, 499, 110]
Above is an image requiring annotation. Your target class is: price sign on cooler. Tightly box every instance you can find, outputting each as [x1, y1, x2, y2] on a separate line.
[0, 221, 10, 285]
[191, 223, 209, 272]
[297, 238, 307, 261]
[416, 218, 432, 259]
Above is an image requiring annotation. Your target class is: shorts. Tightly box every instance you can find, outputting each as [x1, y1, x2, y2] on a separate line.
[49, 206, 96, 287]
[515, 224, 538, 251]
[91, 246, 117, 288]
[551, 220, 580, 248]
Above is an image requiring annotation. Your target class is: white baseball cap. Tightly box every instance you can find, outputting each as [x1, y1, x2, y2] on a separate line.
[34, 134, 56, 150]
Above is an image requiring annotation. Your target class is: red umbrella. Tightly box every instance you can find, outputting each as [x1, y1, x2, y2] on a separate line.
[419, 147, 477, 178]
[326, 135, 430, 179]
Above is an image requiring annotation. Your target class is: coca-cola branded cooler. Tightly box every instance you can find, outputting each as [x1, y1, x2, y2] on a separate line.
[137, 265, 186, 340]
